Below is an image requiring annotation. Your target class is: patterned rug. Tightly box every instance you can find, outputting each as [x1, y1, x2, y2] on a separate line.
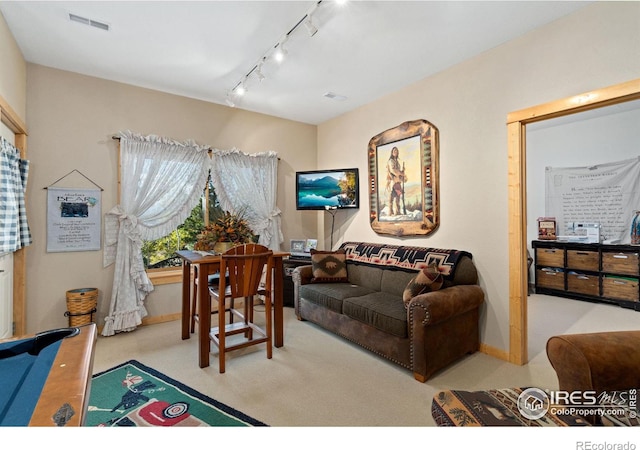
[86, 360, 267, 427]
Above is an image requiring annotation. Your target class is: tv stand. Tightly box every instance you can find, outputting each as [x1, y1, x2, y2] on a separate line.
[283, 257, 311, 307]
[532, 240, 640, 311]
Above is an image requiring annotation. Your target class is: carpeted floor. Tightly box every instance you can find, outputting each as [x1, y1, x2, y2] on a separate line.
[91, 295, 639, 430]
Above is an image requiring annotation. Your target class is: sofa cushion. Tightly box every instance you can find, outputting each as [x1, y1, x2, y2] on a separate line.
[381, 268, 418, 297]
[310, 249, 348, 283]
[299, 283, 376, 313]
[442, 255, 478, 288]
[402, 263, 444, 307]
[343, 293, 407, 338]
[346, 263, 383, 291]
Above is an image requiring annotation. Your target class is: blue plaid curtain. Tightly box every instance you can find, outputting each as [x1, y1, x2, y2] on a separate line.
[0, 137, 32, 252]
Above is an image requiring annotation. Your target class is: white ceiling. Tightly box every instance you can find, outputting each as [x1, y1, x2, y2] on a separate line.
[0, 1, 592, 125]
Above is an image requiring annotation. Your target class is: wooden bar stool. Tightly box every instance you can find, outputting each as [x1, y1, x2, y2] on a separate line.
[190, 266, 231, 333]
[208, 244, 273, 373]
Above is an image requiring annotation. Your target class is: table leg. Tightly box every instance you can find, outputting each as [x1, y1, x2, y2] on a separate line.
[273, 257, 284, 348]
[198, 263, 211, 368]
[181, 261, 191, 340]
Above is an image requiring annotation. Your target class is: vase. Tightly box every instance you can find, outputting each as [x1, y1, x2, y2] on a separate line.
[214, 241, 237, 254]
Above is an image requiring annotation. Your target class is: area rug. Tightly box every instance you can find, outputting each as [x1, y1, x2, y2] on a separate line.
[86, 360, 267, 427]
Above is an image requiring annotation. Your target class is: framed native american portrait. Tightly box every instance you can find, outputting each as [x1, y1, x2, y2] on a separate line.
[368, 119, 439, 237]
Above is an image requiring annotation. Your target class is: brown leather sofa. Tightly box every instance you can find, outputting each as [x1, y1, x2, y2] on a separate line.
[546, 330, 640, 425]
[292, 241, 484, 382]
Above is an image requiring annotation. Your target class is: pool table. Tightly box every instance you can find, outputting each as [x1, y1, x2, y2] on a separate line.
[0, 323, 96, 426]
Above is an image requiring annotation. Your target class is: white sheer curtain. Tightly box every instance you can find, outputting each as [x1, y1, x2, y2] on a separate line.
[210, 149, 282, 251]
[102, 131, 211, 336]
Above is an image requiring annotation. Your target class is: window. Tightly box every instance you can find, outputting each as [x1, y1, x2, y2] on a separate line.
[143, 179, 222, 284]
[141, 202, 203, 269]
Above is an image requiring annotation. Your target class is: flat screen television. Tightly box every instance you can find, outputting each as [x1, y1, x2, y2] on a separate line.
[296, 168, 359, 210]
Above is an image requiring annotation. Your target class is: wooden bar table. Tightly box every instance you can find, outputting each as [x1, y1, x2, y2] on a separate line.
[176, 249, 288, 368]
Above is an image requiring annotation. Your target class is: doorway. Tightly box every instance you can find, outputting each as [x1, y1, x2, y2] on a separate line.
[506, 78, 640, 365]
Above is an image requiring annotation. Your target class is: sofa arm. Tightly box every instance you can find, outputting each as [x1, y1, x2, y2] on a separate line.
[408, 285, 484, 326]
[409, 284, 484, 382]
[292, 265, 313, 318]
[546, 330, 640, 395]
[292, 265, 313, 286]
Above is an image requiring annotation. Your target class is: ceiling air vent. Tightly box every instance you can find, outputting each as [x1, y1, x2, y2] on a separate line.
[323, 92, 348, 101]
[69, 13, 110, 31]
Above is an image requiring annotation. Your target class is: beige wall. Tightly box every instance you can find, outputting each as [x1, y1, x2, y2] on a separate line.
[0, 11, 26, 122]
[317, 2, 640, 355]
[25, 65, 316, 333]
[9, 2, 640, 353]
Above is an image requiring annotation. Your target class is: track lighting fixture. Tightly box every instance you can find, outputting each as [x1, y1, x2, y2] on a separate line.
[223, 0, 338, 107]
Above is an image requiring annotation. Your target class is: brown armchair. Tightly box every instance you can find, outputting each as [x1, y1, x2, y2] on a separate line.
[546, 330, 640, 425]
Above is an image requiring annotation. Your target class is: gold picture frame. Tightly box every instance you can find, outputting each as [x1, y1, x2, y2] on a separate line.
[368, 119, 439, 236]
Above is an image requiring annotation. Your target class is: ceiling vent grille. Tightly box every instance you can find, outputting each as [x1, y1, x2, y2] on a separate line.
[69, 13, 109, 31]
[323, 92, 347, 101]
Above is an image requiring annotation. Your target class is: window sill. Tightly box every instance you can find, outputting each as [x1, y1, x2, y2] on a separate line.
[147, 267, 183, 285]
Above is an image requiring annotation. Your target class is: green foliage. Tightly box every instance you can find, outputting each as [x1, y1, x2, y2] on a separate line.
[141, 204, 204, 268]
[338, 171, 358, 204]
[194, 210, 255, 250]
[142, 180, 224, 269]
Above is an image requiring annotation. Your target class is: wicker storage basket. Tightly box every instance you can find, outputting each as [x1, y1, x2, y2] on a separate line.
[65, 288, 98, 327]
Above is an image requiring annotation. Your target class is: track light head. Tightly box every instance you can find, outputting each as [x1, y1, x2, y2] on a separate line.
[235, 81, 247, 96]
[274, 40, 288, 63]
[304, 17, 318, 37]
[256, 64, 265, 82]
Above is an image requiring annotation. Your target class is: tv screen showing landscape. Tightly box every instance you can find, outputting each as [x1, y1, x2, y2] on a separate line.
[296, 168, 359, 210]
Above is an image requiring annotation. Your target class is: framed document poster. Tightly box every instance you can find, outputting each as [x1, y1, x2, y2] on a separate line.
[47, 187, 101, 252]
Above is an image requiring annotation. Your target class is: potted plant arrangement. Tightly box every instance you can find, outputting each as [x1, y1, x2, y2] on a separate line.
[194, 209, 256, 253]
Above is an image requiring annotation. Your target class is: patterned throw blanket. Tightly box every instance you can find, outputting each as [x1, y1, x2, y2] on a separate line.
[340, 241, 472, 279]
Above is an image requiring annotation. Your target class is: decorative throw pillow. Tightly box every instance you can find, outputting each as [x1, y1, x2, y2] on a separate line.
[310, 249, 348, 283]
[402, 263, 443, 307]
